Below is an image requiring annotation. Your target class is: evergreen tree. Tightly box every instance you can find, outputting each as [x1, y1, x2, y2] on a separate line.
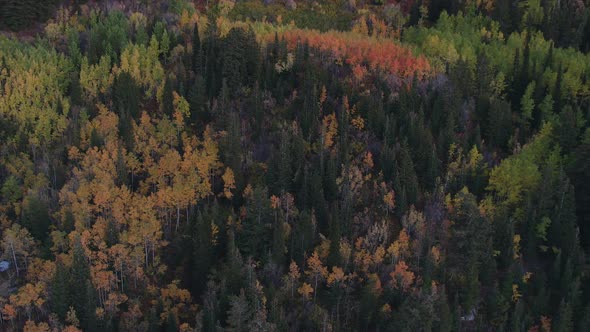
[192, 22, 202, 75]
[189, 75, 208, 125]
[165, 312, 179, 332]
[50, 261, 70, 321]
[398, 141, 419, 206]
[554, 62, 564, 112]
[21, 195, 50, 242]
[70, 238, 90, 327]
[162, 76, 174, 116]
[190, 211, 213, 296]
[327, 205, 342, 267]
[271, 210, 286, 265]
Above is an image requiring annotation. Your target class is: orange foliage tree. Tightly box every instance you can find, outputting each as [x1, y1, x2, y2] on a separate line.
[264, 29, 431, 81]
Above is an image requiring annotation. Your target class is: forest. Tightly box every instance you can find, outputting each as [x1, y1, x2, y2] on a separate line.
[0, 0, 590, 331]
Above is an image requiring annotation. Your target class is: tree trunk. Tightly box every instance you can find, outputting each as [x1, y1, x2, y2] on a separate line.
[176, 205, 180, 231]
[10, 241, 19, 277]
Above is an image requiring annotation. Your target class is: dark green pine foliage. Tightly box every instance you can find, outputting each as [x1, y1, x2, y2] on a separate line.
[493, 0, 519, 34]
[578, 303, 590, 332]
[50, 260, 70, 321]
[165, 312, 179, 332]
[271, 208, 286, 265]
[204, 13, 221, 98]
[301, 75, 319, 139]
[554, 62, 564, 113]
[221, 28, 246, 96]
[290, 209, 315, 264]
[21, 195, 51, 242]
[86, 11, 129, 64]
[162, 76, 175, 117]
[510, 47, 521, 106]
[190, 210, 213, 296]
[189, 75, 208, 125]
[323, 157, 338, 203]
[555, 299, 574, 332]
[446, 189, 491, 310]
[250, 82, 263, 138]
[221, 27, 259, 97]
[435, 289, 453, 332]
[338, 98, 350, 166]
[486, 98, 512, 151]
[398, 140, 419, 207]
[70, 237, 91, 328]
[69, 72, 83, 106]
[310, 169, 329, 232]
[220, 112, 243, 189]
[327, 205, 342, 267]
[192, 22, 202, 75]
[240, 185, 272, 259]
[367, 92, 385, 138]
[0, 0, 57, 31]
[83, 280, 99, 331]
[113, 72, 140, 149]
[278, 130, 293, 193]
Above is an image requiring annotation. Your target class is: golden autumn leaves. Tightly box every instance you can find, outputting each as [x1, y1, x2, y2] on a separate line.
[0, 98, 240, 326]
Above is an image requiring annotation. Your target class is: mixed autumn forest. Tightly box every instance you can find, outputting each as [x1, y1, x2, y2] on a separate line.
[1, 0, 590, 331]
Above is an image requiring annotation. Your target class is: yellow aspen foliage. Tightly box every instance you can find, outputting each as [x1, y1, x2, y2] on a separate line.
[1, 304, 17, 321]
[367, 273, 383, 296]
[306, 251, 328, 279]
[179, 10, 194, 32]
[0, 38, 71, 147]
[431, 246, 441, 265]
[63, 326, 82, 332]
[373, 246, 386, 265]
[25, 258, 56, 285]
[23, 321, 50, 332]
[540, 316, 552, 332]
[66, 306, 80, 327]
[354, 248, 373, 273]
[512, 284, 522, 302]
[352, 115, 365, 130]
[80, 55, 113, 101]
[221, 167, 236, 199]
[289, 261, 301, 280]
[339, 240, 353, 267]
[117, 37, 164, 98]
[513, 234, 521, 260]
[173, 91, 190, 127]
[522, 272, 533, 283]
[319, 85, 328, 108]
[381, 303, 392, 315]
[322, 113, 338, 149]
[352, 17, 369, 35]
[383, 191, 395, 211]
[387, 228, 410, 263]
[10, 283, 45, 316]
[298, 282, 313, 301]
[327, 266, 346, 286]
[160, 280, 192, 323]
[270, 195, 280, 210]
[179, 323, 193, 332]
[363, 152, 374, 169]
[390, 260, 415, 291]
[285, 260, 301, 297]
[243, 184, 254, 198]
[306, 251, 328, 300]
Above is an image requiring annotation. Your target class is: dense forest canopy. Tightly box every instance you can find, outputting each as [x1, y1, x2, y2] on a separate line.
[0, 0, 590, 331]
